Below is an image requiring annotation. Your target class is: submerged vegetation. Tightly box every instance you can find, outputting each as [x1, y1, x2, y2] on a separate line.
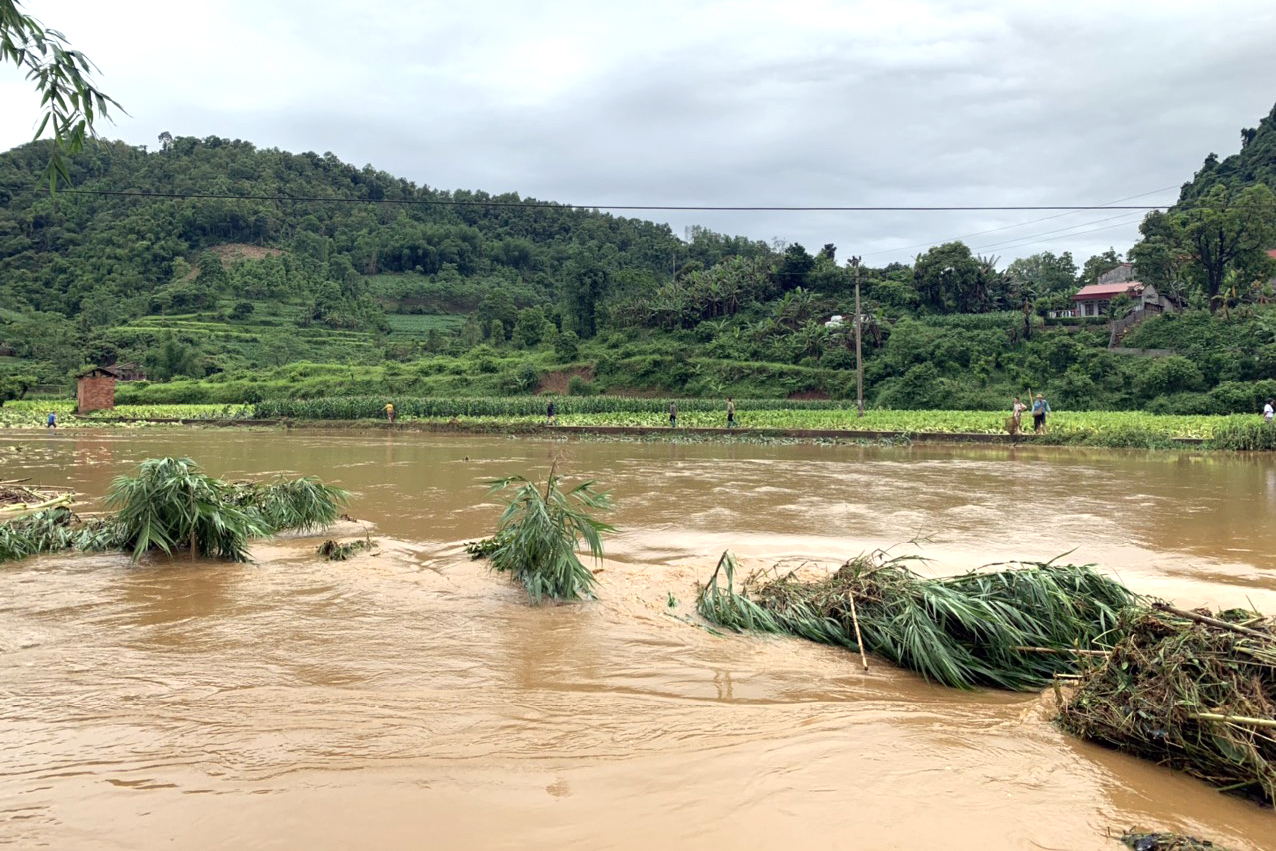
[317, 537, 375, 560]
[698, 551, 1136, 690]
[0, 506, 123, 563]
[0, 457, 348, 564]
[483, 472, 614, 603]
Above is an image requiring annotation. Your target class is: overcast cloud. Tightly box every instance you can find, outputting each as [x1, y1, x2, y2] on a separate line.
[2, 0, 1274, 265]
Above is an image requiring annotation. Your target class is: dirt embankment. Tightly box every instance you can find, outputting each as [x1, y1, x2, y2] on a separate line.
[536, 367, 595, 395]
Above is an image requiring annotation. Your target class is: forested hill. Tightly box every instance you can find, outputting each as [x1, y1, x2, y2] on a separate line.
[0, 135, 767, 322]
[3, 109, 1276, 415]
[1176, 102, 1276, 204]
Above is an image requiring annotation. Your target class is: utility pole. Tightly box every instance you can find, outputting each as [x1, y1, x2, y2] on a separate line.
[851, 256, 864, 418]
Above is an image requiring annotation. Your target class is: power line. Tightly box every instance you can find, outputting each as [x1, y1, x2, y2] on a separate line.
[970, 210, 1145, 253]
[62, 188, 1178, 212]
[861, 185, 1179, 258]
[980, 217, 1148, 252]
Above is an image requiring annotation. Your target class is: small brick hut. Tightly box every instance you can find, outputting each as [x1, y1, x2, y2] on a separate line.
[76, 367, 118, 414]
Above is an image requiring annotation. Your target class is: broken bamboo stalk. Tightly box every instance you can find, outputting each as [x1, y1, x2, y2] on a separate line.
[1153, 602, 1272, 641]
[1013, 646, 1110, 657]
[0, 494, 74, 516]
[846, 589, 869, 672]
[1192, 712, 1276, 729]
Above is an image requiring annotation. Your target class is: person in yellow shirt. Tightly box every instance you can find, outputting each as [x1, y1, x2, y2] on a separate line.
[383, 402, 395, 423]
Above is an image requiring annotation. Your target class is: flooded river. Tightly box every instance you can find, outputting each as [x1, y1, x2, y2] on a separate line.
[2, 429, 1275, 850]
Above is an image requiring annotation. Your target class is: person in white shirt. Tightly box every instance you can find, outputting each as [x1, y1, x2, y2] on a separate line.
[1264, 398, 1274, 422]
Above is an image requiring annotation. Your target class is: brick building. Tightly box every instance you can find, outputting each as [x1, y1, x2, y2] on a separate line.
[76, 367, 118, 414]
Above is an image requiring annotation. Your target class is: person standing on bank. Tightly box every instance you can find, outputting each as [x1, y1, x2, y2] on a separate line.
[383, 402, 395, 423]
[669, 401, 677, 428]
[1031, 393, 1051, 434]
[726, 396, 736, 429]
[1264, 398, 1274, 423]
[1011, 396, 1027, 434]
[546, 399, 556, 426]
[46, 411, 57, 429]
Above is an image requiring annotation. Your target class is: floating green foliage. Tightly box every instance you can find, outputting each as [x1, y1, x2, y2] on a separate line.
[101, 457, 348, 563]
[0, 507, 125, 564]
[485, 472, 614, 603]
[106, 457, 272, 561]
[698, 551, 1138, 691]
[233, 476, 348, 532]
[464, 533, 508, 560]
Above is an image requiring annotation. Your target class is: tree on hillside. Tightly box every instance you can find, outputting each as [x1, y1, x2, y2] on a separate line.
[564, 255, 609, 338]
[775, 243, 815, 291]
[1005, 251, 1078, 300]
[476, 289, 517, 341]
[1078, 249, 1123, 285]
[1, 0, 122, 189]
[914, 242, 986, 313]
[1131, 184, 1276, 312]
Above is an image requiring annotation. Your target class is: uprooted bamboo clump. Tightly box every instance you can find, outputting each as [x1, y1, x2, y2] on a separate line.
[1059, 604, 1276, 806]
[0, 457, 348, 564]
[481, 471, 614, 603]
[697, 549, 1137, 691]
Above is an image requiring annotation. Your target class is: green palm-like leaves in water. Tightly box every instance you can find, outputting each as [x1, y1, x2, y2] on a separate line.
[106, 457, 347, 562]
[486, 473, 615, 603]
[698, 550, 1138, 691]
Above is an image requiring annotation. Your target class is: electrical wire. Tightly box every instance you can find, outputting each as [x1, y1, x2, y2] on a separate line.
[860, 185, 1179, 258]
[62, 188, 1177, 212]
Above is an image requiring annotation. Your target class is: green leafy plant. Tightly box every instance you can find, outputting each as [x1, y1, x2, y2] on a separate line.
[485, 470, 614, 603]
[104, 457, 347, 562]
[698, 550, 1138, 691]
[106, 457, 271, 561]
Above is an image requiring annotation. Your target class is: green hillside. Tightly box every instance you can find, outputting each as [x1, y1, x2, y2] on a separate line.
[2, 103, 1276, 414]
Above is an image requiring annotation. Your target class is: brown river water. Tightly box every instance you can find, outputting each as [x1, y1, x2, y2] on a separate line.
[2, 429, 1276, 850]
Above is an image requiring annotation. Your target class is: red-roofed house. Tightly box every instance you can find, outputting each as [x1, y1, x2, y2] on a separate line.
[1073, 281, 1143, 317]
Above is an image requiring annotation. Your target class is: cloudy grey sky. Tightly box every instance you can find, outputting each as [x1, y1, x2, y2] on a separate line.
[2, 0, 1273, 266]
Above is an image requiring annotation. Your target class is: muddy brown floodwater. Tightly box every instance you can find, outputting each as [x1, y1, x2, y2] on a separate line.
[2, 430, 1276, 850]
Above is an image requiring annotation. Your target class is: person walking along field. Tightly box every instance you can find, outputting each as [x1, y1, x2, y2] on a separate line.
[726, 397, 736, 429]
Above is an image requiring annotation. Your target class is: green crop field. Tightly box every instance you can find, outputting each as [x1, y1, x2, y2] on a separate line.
[386, 314, 468, 336]
[4, 397, 1272, 449]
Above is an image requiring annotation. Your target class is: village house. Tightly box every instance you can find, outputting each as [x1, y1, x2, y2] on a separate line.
[1052, 262, 1181, 318]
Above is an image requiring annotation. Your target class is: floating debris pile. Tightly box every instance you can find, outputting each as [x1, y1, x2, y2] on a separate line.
[1059, 604, 1276, 805]
[317, 538, 376, 561]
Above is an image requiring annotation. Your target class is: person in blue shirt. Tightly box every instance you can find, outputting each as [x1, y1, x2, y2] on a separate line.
[1031, 394, 1051, 434]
